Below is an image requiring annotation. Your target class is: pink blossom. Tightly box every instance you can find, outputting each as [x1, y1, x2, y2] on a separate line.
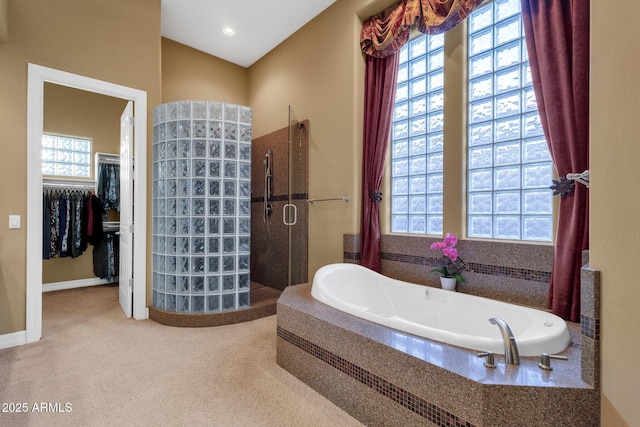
[442, 247, 458, 261]
[443, 233, 457, 247]
[430, 241, 446, 250]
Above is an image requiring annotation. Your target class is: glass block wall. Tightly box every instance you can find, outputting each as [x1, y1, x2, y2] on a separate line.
[152, 101, 252, 313]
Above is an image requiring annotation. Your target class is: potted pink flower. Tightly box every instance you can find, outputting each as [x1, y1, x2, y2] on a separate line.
[430, 233, 466, 290]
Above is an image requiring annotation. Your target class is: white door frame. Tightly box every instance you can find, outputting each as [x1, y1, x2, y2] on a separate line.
[26, 63, 148, 343]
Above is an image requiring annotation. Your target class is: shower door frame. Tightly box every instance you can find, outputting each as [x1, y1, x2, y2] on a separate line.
[286, 107, 308, 287]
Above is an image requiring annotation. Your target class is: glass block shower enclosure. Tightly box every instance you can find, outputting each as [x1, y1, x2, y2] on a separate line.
[152, 101, 252, 313]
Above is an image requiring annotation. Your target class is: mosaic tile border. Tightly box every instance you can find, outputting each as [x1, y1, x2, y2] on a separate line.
[277, 326, 476, 427]
[380, 252, 551, 283]
[580, 314, 601, 340]
[343, 251, 359, 261]
[251, 192, 308, 203]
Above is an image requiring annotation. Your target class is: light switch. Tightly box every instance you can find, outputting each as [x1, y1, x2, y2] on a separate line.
[9, 215, 21, 229]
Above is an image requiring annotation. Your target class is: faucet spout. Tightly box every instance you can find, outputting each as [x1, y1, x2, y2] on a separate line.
[489, 318, 520, 365]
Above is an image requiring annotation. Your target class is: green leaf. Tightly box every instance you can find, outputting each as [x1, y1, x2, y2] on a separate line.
[430, 268, 447, 276]
[453, 274, 465, 283]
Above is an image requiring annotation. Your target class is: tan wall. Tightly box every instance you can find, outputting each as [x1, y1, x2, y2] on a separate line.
[0, 0, 8, 43]
[161, 38, 249, 106]
[42, 83, 127, 284]
[0, 0, 161, 335]
[248, 0, 396, 277]
[590, 2, 640, 425]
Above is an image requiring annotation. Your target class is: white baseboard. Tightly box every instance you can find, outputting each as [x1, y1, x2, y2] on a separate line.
[43, 277, 117, 292]
[0, 330, 27, 349]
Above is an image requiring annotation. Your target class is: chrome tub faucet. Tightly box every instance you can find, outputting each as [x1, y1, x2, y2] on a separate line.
[489, 317, 520, 365]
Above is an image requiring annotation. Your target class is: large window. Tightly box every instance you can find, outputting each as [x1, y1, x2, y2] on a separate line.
[390, 0, 553, 242]
[391, 34, 445, 234]
[42, 134, 92, 178]
[467, 0, 552, 240]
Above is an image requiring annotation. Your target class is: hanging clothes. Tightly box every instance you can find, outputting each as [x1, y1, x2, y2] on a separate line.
[97, 162, 120, 213]
[86, 193, 104, 246]
[43, 186, 117, 282]
[70, 192, 87, 258]
[93, 230, 119, 282]
[58, 193, 69, 257]
[42, 188, 92, 259]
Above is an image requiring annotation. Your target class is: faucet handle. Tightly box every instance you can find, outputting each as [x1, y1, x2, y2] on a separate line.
[477, 351, 496, 368]
[538, 353, 568, 370]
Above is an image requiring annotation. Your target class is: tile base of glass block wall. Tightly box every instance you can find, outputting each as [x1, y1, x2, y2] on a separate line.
[148, 298, 276, 328]
[152, 100, 252, 313]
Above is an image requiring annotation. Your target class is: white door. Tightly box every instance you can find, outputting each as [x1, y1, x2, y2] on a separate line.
[119, 101, 134, 317]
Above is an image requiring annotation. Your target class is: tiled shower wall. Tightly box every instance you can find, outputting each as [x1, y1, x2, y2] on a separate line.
[251, 121, 309, 291]
[151, 101, 252, 313]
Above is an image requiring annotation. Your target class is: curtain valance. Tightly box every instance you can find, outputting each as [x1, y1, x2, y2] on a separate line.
[361, 0, 484, 57]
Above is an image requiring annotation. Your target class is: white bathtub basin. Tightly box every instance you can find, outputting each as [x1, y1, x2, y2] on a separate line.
[311, 263, 570, 356]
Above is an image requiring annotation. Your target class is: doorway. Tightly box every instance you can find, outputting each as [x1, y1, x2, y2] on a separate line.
[26, 64, 148, 343]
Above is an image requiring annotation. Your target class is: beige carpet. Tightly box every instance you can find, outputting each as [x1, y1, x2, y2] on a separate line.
[0, 285, 363, 427]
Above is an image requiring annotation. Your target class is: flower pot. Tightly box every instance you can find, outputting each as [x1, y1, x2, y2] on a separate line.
[440, 277, 457, 291]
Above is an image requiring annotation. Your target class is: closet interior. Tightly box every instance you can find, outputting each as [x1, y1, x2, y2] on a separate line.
[42, 152, 121, 291]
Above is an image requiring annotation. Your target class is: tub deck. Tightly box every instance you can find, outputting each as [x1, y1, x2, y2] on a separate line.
[277, 283, 599, 426]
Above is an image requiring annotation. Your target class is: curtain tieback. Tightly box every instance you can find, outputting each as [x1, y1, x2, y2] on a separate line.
[369, 191, 383, 203]
[550, 176, 575, 198]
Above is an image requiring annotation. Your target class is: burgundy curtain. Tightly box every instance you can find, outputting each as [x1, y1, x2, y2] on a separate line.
[359, 0, 483, 271]
[360, 53, 399, 272]
[521, 0, 590, 322]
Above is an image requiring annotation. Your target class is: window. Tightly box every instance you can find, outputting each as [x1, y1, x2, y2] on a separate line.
[42, 134, 92, 178]
[390, 0, 553, 242]
[391, 34, 445, 234]
[467, 0, 552, 240]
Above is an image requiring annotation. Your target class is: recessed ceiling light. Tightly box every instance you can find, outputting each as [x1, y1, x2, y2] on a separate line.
[222, 27, 235, 36]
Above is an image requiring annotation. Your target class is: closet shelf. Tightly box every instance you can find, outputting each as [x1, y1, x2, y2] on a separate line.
[103, 221, 120, 232]
[43, 177, 96, 190]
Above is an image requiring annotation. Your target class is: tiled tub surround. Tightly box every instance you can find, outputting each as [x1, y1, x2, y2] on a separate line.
[151, 101, 252, 314]
[344, 234, 601, 389]
[344, 234, 553, 310]
[277, 284, 599, 426]
[580, 263, 601, 388]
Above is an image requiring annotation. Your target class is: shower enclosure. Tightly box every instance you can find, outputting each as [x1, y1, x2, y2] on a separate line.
[251, 107, 308, 290]
[151, 100, 252, 313]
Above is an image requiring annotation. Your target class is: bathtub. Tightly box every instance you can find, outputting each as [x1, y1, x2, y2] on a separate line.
[311, 263, 570, 356]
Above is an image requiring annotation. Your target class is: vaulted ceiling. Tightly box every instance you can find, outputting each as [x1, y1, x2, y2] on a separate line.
[161, 0, 337, 68]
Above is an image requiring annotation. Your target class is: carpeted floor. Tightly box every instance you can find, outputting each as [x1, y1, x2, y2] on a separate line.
[0, 285, 363, 427]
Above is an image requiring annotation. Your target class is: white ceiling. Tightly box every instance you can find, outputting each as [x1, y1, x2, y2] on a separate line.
[161, 0, 337, 68]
